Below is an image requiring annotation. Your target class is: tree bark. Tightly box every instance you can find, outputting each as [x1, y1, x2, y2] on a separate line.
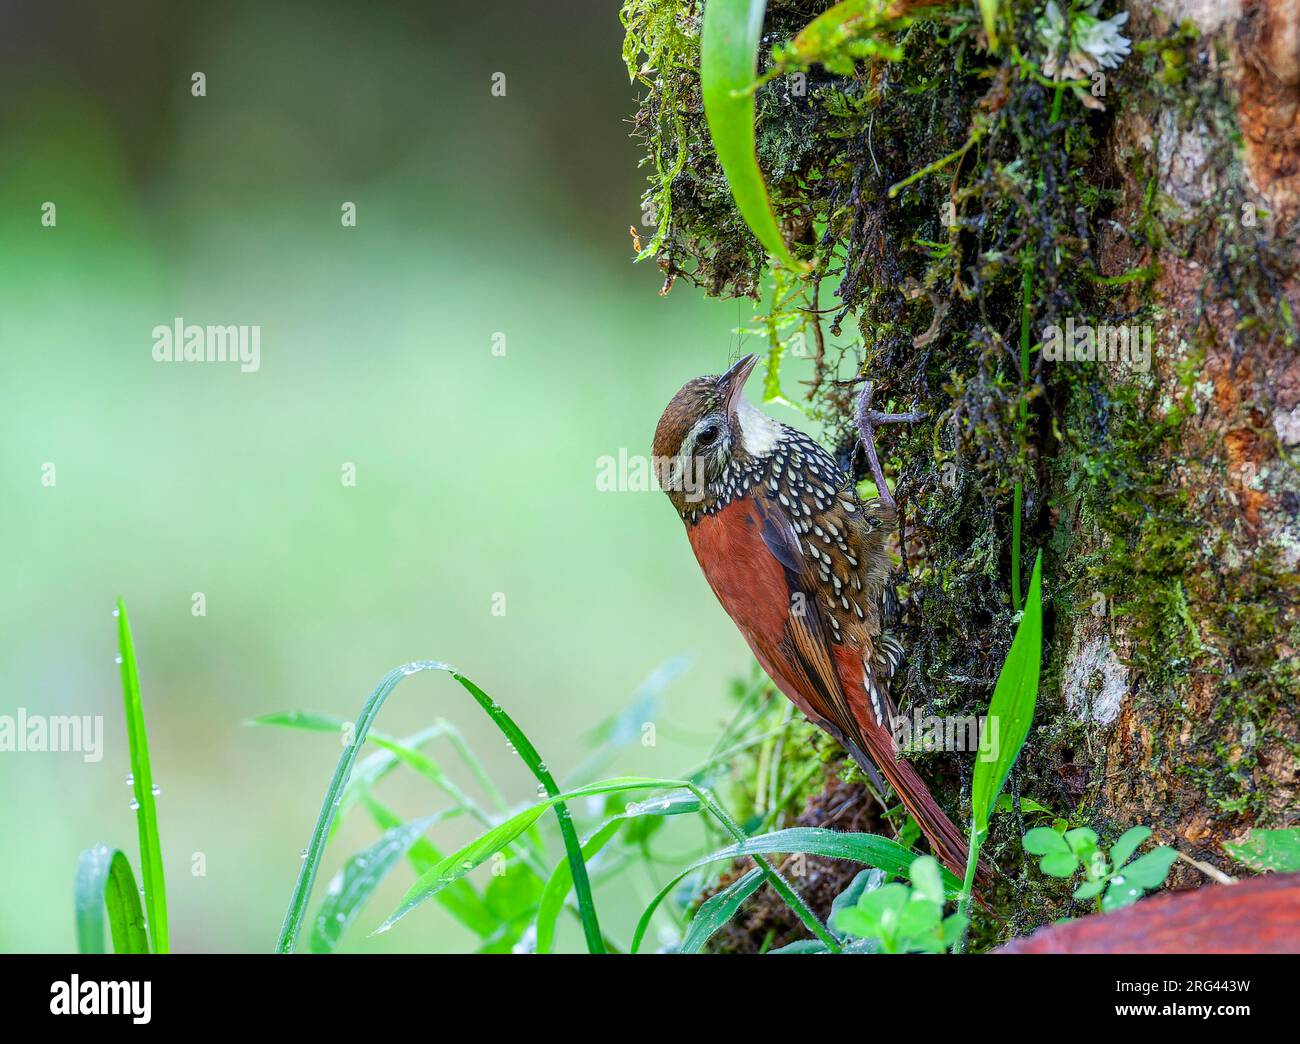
[623, 0, 1298, 942]
[1063, 0, 1298, 881]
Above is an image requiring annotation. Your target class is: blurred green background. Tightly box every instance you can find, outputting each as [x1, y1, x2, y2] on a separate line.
[0, 1, 835, 952]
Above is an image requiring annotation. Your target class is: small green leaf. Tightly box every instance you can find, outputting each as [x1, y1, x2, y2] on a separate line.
[858, 881, 909, 919]
[1119, 847, 1178, 890]
[632, 825, 956, 953]
[1086, 849, 1111, 881]
[1023, 826, 1069, 856]
[680, 868, 766, 954]
[623, 790, 701, 817]
[909, 855, 945, 907]
[1102, 878, 1144, 912]
[1223, 828, 1300, 873]
[1072, 879, 1105, 901]
[993, 793, 1053, 816]
[896, 895, 943, 941]
[1064, 827, 1099, 856]
[1110, 826, 1152, 870]
[247, 710, 347, 732]
[830, 868, 885, 937]
[940, 913, 969, 949]
[830, 906, 879, 940]
[777, 0, 911, 74]
[1039, 851, 1081, 878]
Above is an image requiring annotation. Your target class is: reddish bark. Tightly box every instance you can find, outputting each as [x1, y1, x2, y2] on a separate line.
[996, 873, 1300, 953]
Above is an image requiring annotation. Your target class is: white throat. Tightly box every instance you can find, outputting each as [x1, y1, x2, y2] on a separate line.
[736, 398, 783, 456]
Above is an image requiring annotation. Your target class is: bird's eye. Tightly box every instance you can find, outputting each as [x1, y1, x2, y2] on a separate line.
[697, 424, 720, 448]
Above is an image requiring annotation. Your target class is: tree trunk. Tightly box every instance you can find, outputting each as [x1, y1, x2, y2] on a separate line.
[1061, 0, 1298, 879]
[623, 0, 1298, 941]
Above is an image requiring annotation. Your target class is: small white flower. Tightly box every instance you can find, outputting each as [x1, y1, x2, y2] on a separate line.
[1038, 1, 1131, 109]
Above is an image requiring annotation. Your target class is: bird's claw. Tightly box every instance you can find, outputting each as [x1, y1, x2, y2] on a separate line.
[854, 380, 924, 512]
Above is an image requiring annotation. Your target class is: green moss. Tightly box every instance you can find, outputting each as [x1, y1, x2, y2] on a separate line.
[626, 0, 1299, 944]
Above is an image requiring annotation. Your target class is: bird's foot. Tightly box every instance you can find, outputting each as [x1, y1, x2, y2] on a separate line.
[854, 380, 924, 512]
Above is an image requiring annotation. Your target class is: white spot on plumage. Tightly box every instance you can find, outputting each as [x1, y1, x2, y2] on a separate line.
[865, 674, 883, 726]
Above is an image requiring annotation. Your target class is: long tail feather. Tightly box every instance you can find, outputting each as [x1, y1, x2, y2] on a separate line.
[845, 738, 995, 902]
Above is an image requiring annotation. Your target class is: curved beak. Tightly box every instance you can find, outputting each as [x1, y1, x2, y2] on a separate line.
[719, 353, 758, 416]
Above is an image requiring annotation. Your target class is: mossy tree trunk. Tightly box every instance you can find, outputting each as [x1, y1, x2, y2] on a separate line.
[624, 0, 1297, 939]
[1056, 0, 1298, 880]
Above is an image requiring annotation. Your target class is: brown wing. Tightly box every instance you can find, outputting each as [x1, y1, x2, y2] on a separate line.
[689, 482, 983, 886]
[748, 491, 863, 743]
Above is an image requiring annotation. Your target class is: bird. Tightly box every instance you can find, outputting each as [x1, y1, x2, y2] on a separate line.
[653, 353, 988, 889]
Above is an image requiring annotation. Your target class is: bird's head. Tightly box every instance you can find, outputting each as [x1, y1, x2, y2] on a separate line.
[652, 353, 783, 515]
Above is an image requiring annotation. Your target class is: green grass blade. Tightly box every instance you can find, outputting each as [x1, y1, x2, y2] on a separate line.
[701, 0, 807, 272]
[247, 710, 345, 732]
[971, 551, 1044, 834]
[310, 814, 444, 953]
[376, 776, 680, 935]
[532, 791, 703, 953]
[448, 671, 607, 953]
[115, 599, 168, 954]
[534, 818, 625, 955]
[251, 711, 513, 820]
[630, 826, 951, 953]
[362, 795, 498, 939]
[254, 711, 548, 878]
[274, 663, 644, 953]
[366, 734, 532, 849]
[75, 844, 149, 954]
[439, 721, 511, 814]
[679, 866, 764, 954]
[275, 663, 444, 952]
